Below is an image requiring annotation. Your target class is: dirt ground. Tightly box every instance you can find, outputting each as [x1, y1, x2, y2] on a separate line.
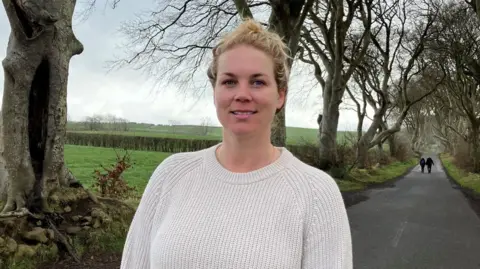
[37, 252, 121, 269]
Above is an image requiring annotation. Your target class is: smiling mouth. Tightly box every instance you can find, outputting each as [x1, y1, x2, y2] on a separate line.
[231, 111, 257, 115]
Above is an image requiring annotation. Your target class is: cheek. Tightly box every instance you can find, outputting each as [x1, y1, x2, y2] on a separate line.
[214, 91, 231, 109]
[252, 92, 280, 107]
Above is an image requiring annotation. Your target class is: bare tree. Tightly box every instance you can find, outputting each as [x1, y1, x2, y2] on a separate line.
[366, 0, 444, 150]
[348, 0, 444, 167]
[168, 119, 182, 133]
[84, 114, 103, 131]
[0, 0, 83, 213]
[426, 91, 468, 155]
[297, 0, 373, 169]
[404, 97, 431, 157]
[345, 84, 367, 142]
[199, 116, 212, 135]
[428, 1, 480, 171]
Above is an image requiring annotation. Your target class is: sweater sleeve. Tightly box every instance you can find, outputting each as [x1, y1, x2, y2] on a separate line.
[119, 157, 175, 269]
[302, 174, 353, 269]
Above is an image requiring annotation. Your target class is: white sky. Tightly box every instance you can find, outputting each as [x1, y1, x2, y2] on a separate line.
[0, 1, 373, 131]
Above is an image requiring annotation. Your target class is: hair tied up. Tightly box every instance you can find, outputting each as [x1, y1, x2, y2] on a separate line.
[244, 19, 263, 33]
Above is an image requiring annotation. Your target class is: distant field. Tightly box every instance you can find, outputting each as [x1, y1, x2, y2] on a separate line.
[67, 123, 357, 145]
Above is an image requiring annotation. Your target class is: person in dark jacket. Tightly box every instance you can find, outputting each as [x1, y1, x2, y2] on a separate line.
[426, 157, 434, 173]
[420, 158, 426, 173]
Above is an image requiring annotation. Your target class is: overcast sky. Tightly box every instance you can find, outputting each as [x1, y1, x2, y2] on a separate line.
[0, 1, 372, 131]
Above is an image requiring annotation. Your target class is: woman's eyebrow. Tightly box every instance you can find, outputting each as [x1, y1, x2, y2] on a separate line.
[220, 73, 267, 77]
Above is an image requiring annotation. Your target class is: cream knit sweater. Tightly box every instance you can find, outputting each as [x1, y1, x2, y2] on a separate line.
[120, 144, 352, 269]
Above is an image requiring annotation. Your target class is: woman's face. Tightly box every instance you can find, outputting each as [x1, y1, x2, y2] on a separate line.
[213, 45, 286, 138]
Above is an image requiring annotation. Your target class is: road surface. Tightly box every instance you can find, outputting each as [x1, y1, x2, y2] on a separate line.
[348, 156, 480, 269]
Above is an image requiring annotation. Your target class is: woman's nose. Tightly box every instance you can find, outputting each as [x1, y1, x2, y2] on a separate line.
[234, 82, 252, 102]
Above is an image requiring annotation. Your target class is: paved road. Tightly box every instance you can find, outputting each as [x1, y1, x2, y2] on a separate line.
[348, 156, 480, 269]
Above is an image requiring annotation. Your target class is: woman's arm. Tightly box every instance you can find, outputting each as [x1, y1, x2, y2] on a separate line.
[302, 175, 353, 269]
[119, 160, 171, 269]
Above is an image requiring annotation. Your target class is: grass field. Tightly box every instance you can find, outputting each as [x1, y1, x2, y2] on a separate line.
[65, 145, 171, 195]
[440, 154, 480, 195]
[67, 121, 358, 145]
[65, 144, 414, 198]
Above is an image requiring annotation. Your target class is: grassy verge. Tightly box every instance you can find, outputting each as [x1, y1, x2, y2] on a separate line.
[439, 153, 480, 195]
[337, 158, 417, 192]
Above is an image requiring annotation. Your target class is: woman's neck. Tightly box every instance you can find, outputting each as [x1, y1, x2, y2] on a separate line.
[216, 131, 280, 173]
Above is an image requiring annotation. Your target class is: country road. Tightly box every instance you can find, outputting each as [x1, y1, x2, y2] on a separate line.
[347, 156, 480, 269]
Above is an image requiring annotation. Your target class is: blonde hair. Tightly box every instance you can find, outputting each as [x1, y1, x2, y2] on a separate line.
[207, 18, 291, 94]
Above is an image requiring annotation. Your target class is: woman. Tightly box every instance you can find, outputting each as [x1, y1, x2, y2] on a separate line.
[120, 18, 352, 269]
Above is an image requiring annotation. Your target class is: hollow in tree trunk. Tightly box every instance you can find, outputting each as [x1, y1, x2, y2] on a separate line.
[1, 0, 83, 213]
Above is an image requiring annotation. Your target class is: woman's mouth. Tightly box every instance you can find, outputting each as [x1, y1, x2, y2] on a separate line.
[231, 110, 257, 119]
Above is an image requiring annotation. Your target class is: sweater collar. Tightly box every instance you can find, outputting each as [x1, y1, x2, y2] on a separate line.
[203, 143, 294, 185]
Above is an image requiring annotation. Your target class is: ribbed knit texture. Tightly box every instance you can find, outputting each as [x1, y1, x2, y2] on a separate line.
[120, 143, 352, 269]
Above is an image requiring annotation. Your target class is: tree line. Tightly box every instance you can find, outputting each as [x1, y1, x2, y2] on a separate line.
[104, 0, 478, 171]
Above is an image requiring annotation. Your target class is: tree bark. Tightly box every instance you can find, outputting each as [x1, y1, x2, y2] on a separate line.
[470, 124, 480, 172]
[318, 82, 342, 169]
[387, 134, 396, 157]
[1, 0, 83, 213]
[267, 0, 315, 147]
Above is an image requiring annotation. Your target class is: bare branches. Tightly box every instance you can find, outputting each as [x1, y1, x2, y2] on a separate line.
[104, 0, 248, 96]
[233, 0, 254, 19]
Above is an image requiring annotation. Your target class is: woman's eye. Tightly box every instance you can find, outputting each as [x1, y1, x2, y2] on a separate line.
[252, 80, 265, 87]
[222, 80, 236, 86]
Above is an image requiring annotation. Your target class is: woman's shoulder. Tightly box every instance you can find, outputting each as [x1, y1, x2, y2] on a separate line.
[152, 149, 206, 178]
[281, 156, 347, 220]
[143, 149, 208, 197]
[282, 153, 342, 201]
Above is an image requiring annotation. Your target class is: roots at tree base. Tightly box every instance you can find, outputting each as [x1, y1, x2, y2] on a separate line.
[0, 185, 135, 266]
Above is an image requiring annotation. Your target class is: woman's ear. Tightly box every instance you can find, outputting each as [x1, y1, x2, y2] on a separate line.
[277, 88, 287, 110]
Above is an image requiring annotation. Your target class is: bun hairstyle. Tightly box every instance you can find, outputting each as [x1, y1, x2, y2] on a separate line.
[207, 18, 291, 113]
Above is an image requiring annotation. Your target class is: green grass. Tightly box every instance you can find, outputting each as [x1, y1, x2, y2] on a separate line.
[67, 123, 357, 145]
[338, 158, 417, 191]
[335, 179, 365, 192]
[65, 145, 412, 196]
[440, 154, 480, 195]
[65, 145, 171, 195]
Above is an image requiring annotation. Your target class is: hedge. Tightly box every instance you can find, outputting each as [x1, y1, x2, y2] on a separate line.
[66, 132, 319, 165]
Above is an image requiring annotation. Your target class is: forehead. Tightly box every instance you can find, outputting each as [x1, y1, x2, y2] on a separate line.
[217, 45, 274, 76]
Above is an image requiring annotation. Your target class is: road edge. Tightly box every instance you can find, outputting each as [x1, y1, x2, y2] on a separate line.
[341, 164, 418, 208]
[439, 156, 480, 219]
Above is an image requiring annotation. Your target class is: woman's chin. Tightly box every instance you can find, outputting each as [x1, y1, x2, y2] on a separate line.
[224, 125, 258, 137]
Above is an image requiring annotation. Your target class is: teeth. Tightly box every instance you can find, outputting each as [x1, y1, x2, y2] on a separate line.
[233, 111, 253, 115]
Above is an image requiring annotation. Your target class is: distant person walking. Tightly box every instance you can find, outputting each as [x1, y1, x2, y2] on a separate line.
[420, 158, 426, 173]
[426, 157, 434, 173]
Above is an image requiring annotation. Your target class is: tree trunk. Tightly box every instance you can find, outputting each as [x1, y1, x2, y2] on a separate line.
[377, 142, 383, 154]
[388, 134, 396, 157]
[0, 112, 7, 202]
[356, 111, 385, 168]
[317, 114, 323, 143]
[470, 124, 480, 173]
[271, 110, 287, 147]
[267, 0, 314, 147]
[1, 0, 83, 213]
[318, 83, 342, 170]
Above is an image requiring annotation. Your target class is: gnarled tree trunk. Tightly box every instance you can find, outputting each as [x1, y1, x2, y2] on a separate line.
[267, 0, 314, 147]
[1, 0, 83, 213]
